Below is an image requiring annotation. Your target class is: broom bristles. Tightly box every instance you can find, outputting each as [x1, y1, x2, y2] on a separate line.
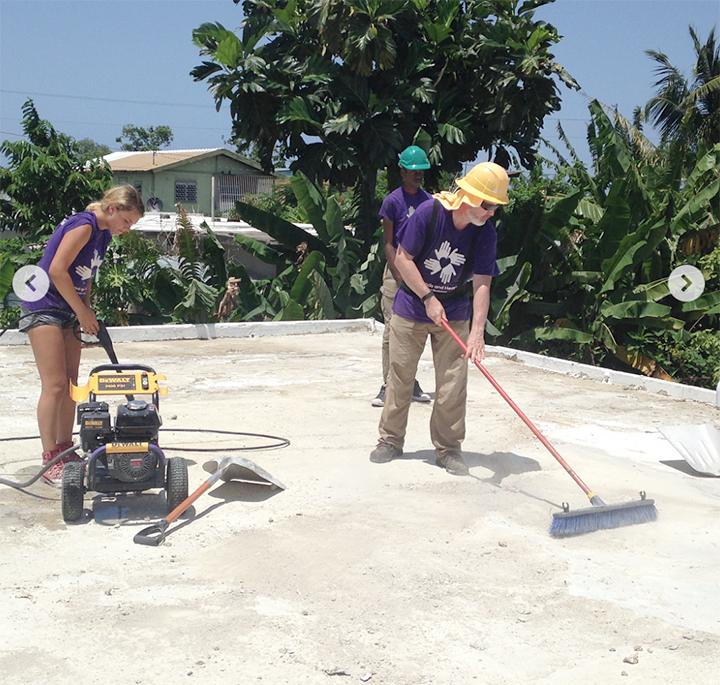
[549, 498, 657, 537]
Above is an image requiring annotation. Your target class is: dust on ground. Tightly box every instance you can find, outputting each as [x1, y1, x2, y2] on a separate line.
[1, 331, 719, 684]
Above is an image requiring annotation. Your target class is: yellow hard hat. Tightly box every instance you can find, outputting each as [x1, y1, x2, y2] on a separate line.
[455, 162, 510, 205]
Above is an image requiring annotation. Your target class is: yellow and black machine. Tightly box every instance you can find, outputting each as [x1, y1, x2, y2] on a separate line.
[63, 364, 188, 522]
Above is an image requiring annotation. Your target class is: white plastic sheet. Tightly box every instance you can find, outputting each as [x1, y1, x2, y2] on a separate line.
[660, 424, 720, 476]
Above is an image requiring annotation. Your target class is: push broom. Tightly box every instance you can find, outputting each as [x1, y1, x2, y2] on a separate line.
[440, 319, 657, 537]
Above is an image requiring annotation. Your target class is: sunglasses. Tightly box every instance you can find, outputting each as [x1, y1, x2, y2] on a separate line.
[481, 201, 499, 211]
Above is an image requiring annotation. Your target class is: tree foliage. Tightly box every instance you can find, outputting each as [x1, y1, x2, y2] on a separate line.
[0, 99, 112, 240]
[191, 0, 578, 241]
[75, 138, 112, 162]
[229, 171, 384, 320]
[116, 124, 174, 151]
[490, 98, 720, 387]
[644, 26, 720, 153]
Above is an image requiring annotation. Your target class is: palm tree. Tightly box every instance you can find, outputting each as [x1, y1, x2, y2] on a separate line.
[645, 26, 720, 151]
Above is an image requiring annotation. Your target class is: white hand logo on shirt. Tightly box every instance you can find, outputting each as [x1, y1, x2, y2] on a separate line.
[90, 250, 103, 271]
[424, 241, 466, 285]
[74, 250, 104, 281]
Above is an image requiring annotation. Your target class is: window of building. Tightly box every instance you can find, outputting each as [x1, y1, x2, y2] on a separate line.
[175, 181, 197, 203]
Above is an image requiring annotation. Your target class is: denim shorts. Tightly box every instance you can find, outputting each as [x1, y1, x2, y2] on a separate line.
[18, 309, 77, 333]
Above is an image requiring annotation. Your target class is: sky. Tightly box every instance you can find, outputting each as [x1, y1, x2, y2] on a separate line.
[1, 0, 719, 169]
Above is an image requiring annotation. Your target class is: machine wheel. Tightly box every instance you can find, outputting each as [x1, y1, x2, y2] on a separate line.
[166, 457, 188, 513]
[62, 462, 85, 523]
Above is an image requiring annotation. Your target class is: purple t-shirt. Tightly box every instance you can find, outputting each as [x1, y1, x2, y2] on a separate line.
[27, 211, 112, 313]
[393, 200, 499, 323]
[378, 186, 432, 246]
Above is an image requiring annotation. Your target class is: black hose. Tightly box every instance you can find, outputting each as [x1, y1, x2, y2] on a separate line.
[1, 315, 291, 493]
[0, 428, 291, 452]
[155, 428, 291, 452]
[0, 428, 291, 494]
[0, 445, 79, 490]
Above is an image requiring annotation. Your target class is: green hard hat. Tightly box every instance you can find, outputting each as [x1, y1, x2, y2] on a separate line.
[398, 145, 431, 170]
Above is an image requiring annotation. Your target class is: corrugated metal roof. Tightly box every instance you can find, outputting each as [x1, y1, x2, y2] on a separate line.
[103, 148, 218, 171]
[103, 148, 264, 172]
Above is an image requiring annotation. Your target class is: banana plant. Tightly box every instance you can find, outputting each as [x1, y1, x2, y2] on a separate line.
[491, 100, 720, 379]
[230, 172, 383, 321]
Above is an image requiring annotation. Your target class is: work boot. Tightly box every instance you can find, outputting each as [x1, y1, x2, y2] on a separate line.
[436, 450, 469, 476]
[41, 448, 64, 487]
[369, 441, 402, 464]
[371, 385, 386, 408]
[412, 380, 431, 403]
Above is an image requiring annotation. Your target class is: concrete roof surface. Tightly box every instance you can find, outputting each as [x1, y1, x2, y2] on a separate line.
[1, 326, 719, 684]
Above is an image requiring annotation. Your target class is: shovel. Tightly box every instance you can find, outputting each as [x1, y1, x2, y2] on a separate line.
[133, 456, 286, 546]
[659, 424, 720, 476]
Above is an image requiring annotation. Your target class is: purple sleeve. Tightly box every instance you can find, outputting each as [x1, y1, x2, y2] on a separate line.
[473, 222, 499, 277]
[378, 193, 396, 222]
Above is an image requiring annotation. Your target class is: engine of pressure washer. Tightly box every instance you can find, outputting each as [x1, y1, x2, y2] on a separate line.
[77, 399, 162, 483]
[115, 400, 161, 440]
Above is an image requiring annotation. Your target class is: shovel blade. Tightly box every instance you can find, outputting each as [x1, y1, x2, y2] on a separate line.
[660, 424, 720, 476]
[208, 457, 286, 490]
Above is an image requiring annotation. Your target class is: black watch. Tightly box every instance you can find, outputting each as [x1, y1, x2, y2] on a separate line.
[421, 291, 435, 303]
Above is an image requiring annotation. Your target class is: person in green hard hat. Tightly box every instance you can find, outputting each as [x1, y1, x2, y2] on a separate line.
[372, 145, 433, 408]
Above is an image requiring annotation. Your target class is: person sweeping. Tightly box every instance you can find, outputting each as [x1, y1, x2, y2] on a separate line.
[369, 162, 510, 475]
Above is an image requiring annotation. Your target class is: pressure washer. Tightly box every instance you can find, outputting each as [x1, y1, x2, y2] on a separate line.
[61, 361, 188, 522]
[1, 313, 289, 530]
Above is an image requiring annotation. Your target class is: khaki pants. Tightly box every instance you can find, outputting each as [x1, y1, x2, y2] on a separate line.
[380, 263, 399, 385]
[379, 314, 469, 454]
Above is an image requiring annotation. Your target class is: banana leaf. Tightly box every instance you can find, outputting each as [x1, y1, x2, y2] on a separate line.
[242, 301, 277, 321]
[570, 270, 602, 284]
[599, 216, 667, 294]
[600, 300, 672, 320]
[525, 325, 594, 344]
[541, 189, 584, 243]
[672, 178, 720, 229]
[496, 255, 518, 274]
[323, 195, 344, 240]
[612, 345, 674, 381]
[233, 233, 287, 264]
[200, 224, 227, 287]
[492, 261, 532, 331]
[234, 201, 330, 257]
[632, 278, 670, 302]
[680, 291, 720, 313]
[289, 250, 324, 304]
[275, 299, 304, 321]
[290, 172, 329, 242]
[594, 180, 632, 263]
[310, 271, 336, 319]
[0, 256, 13, 300]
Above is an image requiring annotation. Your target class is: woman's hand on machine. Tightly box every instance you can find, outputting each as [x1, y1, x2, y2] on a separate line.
[77, 306, 99, 336]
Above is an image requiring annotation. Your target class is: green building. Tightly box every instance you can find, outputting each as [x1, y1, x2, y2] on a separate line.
[105, 148, 275, 216]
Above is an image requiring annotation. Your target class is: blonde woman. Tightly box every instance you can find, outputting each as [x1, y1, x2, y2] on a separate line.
[19, 185, 144, 485]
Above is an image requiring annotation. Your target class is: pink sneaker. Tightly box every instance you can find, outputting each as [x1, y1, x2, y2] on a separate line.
[56, 441, 83, 463]
[41, 449, 65, 487]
